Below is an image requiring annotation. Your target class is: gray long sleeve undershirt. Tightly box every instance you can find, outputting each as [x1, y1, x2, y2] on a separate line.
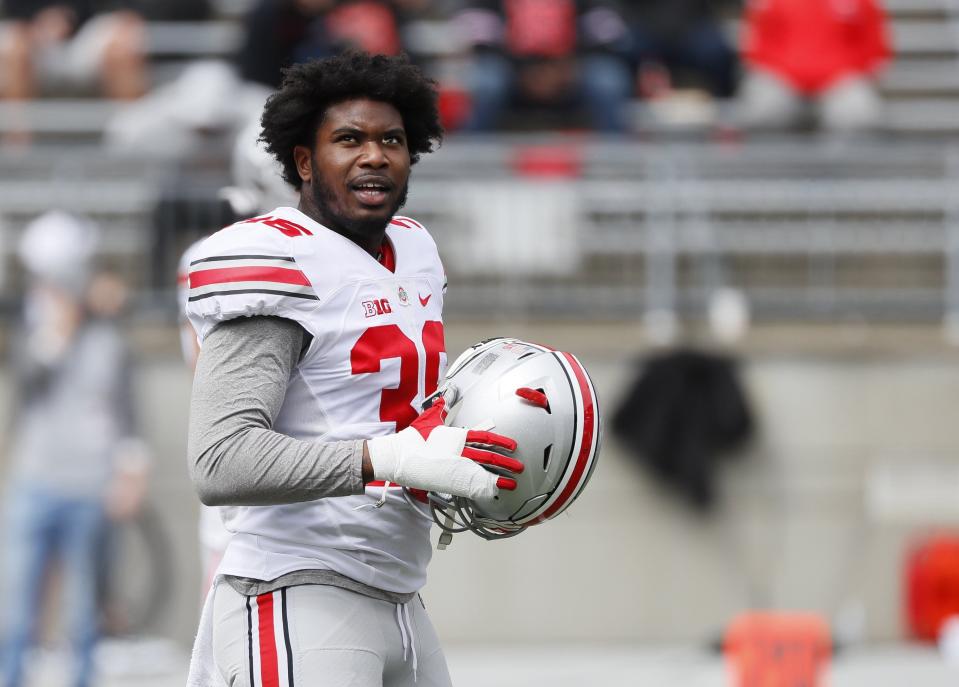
[188, 316, 365, 507]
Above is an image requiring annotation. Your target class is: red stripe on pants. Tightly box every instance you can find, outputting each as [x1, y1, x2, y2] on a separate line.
[257, 593, 280, 687]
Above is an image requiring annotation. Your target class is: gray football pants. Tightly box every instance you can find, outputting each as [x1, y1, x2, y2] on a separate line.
[212, 583, 453, 687]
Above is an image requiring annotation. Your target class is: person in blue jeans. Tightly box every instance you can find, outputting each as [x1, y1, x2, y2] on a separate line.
[1, 212, 149, 687]
[455, 0, 633, 132]
[3, 489, 106, 687]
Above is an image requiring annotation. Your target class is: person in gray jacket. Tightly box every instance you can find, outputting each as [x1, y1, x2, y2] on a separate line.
[1, 211, 149, 687]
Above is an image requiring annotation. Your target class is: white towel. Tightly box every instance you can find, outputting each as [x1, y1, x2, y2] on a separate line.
[186, 578, 229, 687]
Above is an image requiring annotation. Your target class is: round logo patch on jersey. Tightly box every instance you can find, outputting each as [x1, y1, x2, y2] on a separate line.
[398, 285, 410, 306]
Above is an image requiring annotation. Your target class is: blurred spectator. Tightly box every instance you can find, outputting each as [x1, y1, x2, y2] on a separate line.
[237, 0, 418, 90]
[738, 0, 891, 132]
[620, 0, 739, 100]
[225, 109, 299, 215]
[454, 0, 633, 132]
[127, 0, 211, 21]
[104, 59, 270, 157]
[0, 1, 147, 100]
[1, 211, 150, 687]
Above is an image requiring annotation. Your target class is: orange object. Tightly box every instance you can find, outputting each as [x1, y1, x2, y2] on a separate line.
[905, 534, 959, 641]
[724, 612, 832, 687]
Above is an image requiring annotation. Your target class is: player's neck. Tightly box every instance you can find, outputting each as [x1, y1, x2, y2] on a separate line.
[297, 196, 385, 258]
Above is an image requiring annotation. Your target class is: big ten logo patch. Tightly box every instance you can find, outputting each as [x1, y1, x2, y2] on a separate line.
[363, 299, 392, 318]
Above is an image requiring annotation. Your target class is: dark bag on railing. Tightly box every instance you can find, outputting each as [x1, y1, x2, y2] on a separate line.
[612, 348, 754, 512]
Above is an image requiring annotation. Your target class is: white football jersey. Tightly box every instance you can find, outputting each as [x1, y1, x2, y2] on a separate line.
[186, 206, 447, 593]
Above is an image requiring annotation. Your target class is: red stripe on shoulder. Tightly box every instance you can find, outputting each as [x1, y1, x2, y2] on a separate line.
[190, 266, 311, 289]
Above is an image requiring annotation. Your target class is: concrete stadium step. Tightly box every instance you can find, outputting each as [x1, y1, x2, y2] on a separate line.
[0, 100, 117, 136]
[884, 98, 959, 132]
[145, 21, 241, 57]
[881, 60, 959, 95]
[885, 0, 955, 18]
[892, 20, 959, 56]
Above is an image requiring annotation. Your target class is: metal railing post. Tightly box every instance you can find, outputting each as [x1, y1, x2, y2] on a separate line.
[643, 155, 679, 343]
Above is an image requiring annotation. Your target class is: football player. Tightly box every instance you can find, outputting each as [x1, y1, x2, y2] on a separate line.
[184, 52, 523, 687]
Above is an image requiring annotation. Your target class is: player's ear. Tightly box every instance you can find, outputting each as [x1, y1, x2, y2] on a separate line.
[293, 146, 313, 185]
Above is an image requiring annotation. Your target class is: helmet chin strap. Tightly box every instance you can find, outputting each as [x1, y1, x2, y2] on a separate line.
[437, 513, 456, 550]
[423, 385, 454, 409]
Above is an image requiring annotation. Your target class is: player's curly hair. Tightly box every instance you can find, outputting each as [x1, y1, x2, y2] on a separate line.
[260, 51, 444, 189]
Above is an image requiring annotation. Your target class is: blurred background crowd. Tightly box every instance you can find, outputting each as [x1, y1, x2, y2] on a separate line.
[4, 1, 959, 686]
[0, 0, 899, 142]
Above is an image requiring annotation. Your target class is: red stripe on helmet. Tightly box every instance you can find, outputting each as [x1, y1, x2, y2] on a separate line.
[535, 351, 597, 522]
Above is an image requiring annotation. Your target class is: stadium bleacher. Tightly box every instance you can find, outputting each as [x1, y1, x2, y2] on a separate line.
[2, 0, 958, 137]
[2, 0, 959, 328]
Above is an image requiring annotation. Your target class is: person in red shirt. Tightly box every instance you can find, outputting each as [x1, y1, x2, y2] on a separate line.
[738, 0, 891, 131]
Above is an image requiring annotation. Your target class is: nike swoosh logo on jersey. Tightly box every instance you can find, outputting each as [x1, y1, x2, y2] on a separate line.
[419, 293, 431, 306]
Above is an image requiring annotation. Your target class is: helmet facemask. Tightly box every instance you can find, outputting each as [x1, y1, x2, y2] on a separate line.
[424, 338, 602, 546]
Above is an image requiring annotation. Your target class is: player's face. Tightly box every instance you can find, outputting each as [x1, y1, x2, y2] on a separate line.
[295, 98, 411, 250]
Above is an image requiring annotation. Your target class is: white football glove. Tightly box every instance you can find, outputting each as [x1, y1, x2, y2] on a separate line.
[366, 397, 521, 505]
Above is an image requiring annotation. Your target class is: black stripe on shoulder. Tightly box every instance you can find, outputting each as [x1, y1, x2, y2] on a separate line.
[187, 289, 320, 303]
[189, 288, 319, 302]
[190, 254, 296, 266]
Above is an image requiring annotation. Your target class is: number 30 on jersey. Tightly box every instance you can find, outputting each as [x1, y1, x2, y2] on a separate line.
[350, 322, 445, 431]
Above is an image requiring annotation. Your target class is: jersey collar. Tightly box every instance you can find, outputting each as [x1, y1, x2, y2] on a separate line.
[280, 206, 399, 275]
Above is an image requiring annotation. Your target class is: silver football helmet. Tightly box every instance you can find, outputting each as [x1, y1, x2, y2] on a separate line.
[223, 111, 298, 216]
[428, 338, 602, 541]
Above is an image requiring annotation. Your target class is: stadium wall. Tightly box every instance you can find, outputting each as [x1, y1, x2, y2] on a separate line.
[1, 323, 957, 649]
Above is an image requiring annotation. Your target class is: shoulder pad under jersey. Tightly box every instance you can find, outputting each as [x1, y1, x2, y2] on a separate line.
[185, 216, 319, 342]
